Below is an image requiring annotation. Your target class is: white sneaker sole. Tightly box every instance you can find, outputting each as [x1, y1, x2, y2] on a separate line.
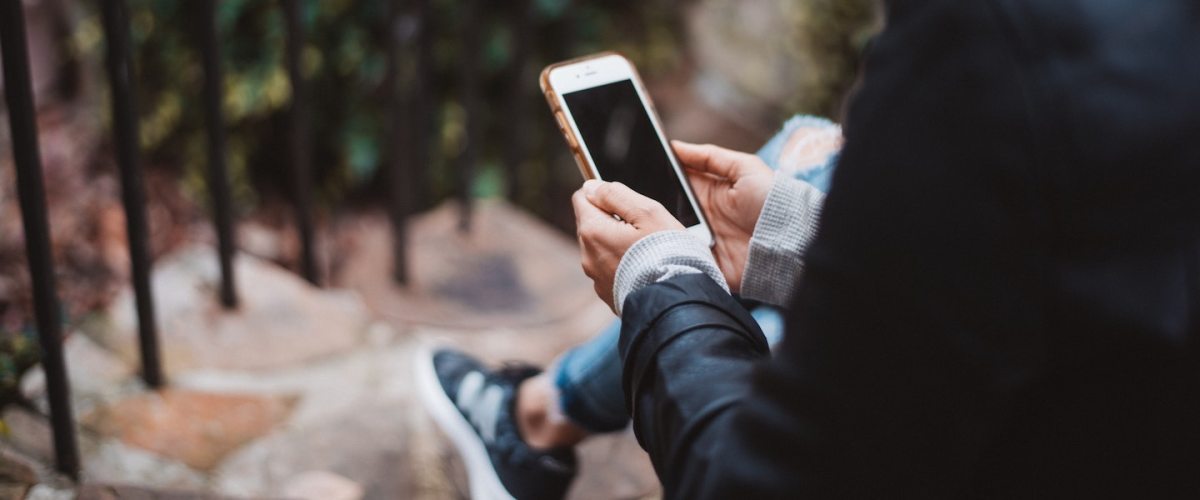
[415, 345, 517, 500]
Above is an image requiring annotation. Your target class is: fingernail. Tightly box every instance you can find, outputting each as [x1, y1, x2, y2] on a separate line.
[583, 179, 601, 196]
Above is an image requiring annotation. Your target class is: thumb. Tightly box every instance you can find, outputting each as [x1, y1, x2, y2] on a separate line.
[584, 180, 663, 225]
[673, 140, 758, 180]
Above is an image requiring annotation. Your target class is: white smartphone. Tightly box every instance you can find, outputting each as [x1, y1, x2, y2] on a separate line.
[541, 52, 714, 246]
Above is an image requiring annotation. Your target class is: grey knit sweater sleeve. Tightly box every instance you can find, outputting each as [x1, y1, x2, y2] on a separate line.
[612, 230, 728, 315]
[740, 175, 825, 306]
[611, 175, 823, 313]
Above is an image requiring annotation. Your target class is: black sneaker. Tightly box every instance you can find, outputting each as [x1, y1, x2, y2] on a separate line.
[416, 347, 577, 500]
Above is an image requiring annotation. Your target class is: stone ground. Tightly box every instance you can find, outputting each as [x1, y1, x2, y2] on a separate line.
[1, 200, 659, 499]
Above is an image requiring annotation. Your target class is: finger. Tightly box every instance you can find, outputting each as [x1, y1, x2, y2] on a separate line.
[584, 180, 662, 225]
[572, 187, 610, 228]
[672, 141, 760, 179]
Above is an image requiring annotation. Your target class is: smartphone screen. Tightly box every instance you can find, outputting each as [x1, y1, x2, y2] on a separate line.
[563, 80, 700, 226]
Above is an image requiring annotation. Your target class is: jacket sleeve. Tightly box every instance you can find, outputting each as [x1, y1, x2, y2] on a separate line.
[618, 273, 771, 493]
[618, 1, 1051, 497]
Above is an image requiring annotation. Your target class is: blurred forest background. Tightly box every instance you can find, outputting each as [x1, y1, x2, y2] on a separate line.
[0, 0, 879, 405]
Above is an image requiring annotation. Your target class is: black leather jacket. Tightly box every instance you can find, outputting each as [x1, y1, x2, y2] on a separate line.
[618, 0, 1200, 497]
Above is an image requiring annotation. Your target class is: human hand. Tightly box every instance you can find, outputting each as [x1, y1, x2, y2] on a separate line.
[673, 141, 774, 292]
[573, 180, 685, 310]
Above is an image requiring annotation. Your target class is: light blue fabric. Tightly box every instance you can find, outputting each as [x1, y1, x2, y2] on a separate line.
[756, 114, 840, 193]
[553, 115, 840, 432]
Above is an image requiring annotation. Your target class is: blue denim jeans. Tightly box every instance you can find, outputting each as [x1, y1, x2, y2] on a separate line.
[553, 115, 840, 432]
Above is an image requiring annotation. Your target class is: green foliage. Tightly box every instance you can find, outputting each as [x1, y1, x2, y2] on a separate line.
[0, 329, 40, 408]
[68, 0, 692, 215]
[65, 0, 874, 225]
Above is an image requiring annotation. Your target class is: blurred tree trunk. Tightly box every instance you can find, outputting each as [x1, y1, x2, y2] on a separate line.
[456, 0, 481, 231]
[503, 0, 532, 202]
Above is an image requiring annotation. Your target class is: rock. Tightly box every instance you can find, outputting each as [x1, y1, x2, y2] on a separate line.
[79, 483, 247, 500]
[208, 343, 422, 498]
[20, 333, 138, 416]
[97, 204, 130, 277]
[333, 201, 602, 330]
[172, 339, 417, 431]
[364, 322, 398, 348]
[0, 407, 54, 465]
[82, 389, 295, 471]
[1, 440, 76, 498]
[79, 439, 208, 491]
[0, 447, 38, 486]
[281, 471, 363, 500]
[213, 398, 416, 499]
[0, 412, 205, 494]
[0, 484, 31, 500]
[19, 0, 69, 100]
[23, 484, 74, 500]
[2, 204, 661, 498]
[95, 245, 371, 374]
[238, 223, 286, 263]
[0, 446, 37, 500]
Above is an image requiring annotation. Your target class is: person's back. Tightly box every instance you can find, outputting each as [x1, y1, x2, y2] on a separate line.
[613, 0, 1200, 497]
[956, 0, 1200, 492]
